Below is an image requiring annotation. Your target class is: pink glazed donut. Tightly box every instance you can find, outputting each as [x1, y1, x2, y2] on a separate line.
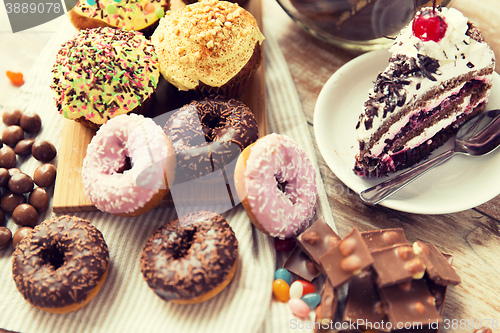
[82, 114, 176, 217]
[234, 133, 317, 239]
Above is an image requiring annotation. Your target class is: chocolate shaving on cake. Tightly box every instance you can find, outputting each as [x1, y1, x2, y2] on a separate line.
[363, 53, 441, 128]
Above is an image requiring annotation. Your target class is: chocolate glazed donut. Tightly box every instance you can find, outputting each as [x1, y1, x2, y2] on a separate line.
[12, 216, 109, 313]
[163, 96, 258, 183]
[140, 211, 238, 304]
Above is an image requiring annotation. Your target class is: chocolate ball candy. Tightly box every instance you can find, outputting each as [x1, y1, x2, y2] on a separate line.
[28, 187, 49, 212]
[33, 164, 56, 187]
[0, 168, 10, 187]
[13, 204, 38, 227]
[32, 140, 57, 162]
[2, 109, 23, 126]
[0, 210, 4, 225]
[8, 173, 34, 194]
[14, 138, 35, 155]
[8, 168, 21, 177]
[0, 226, 12, 250]
[20, 112, 41, 134]
[2, 126, 24, 146]
[12, 227, 31, 250]
[1, 191, 26, 213]
[0, 146, 16, 168]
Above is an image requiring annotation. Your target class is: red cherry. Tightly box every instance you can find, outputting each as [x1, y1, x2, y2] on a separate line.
[412, 11, 447, 42]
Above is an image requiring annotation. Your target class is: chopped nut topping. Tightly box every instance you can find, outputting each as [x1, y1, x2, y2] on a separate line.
[151, 0, 265, 91]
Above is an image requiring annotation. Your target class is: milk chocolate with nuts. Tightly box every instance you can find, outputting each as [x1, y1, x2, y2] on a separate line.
[319, 227, 374, 288]
[414, 241, 461, 286]
[343, 271, 391, 332]
[361, 228, 408, 251]
[379, 279, 442, 328]
[297, 216, 341, 270]
[283, 246, 321, 282]
[371, 244, 426, 288]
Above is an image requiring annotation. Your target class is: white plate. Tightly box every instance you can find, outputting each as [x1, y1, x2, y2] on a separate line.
[314, 49, 500, 214]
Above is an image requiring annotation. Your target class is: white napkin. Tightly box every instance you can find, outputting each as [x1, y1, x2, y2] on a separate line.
[0, 13, 335, 333]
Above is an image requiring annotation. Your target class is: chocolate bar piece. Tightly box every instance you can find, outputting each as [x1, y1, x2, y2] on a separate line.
[414, 241, 461, 286]
[426, 253, 453, 317]
[297, 216, 341, 268]
[319, 227, 374, 288]
[283, 246, 321, 282]
[314, 278, 338, 333]
[379, 279, 442, 328]
[343, 271, 390, 332]
[372, 244, 426, 288]
[361, 228, 408, 251]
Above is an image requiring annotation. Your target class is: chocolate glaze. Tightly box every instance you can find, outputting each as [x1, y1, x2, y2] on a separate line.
[141, 211, 238, 302]
[12, 215, 109, 309]
[163, 96, 258, 183]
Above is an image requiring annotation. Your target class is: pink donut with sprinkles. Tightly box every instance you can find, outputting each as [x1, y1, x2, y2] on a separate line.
[234, 133, 317, 239]
[82, 114, 176, 217]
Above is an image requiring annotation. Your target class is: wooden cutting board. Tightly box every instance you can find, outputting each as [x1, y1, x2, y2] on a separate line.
[52, 0, 267, 213]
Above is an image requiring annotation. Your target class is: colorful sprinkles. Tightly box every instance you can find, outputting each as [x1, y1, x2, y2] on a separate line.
[50, 27, 159, 125]
[73, 0, 168, 31]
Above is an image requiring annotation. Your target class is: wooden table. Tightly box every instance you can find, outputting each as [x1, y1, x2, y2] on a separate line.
[1, 0, 499, 331]
[266, 0, 500, 329]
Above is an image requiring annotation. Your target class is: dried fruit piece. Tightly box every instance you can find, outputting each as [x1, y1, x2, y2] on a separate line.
[6, 71, 24, 86]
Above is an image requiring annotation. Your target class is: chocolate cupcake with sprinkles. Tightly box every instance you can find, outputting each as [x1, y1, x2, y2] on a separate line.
[50, 27, 160, 130]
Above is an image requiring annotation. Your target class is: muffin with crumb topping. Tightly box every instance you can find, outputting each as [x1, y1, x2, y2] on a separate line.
[151, 0, 264, 98]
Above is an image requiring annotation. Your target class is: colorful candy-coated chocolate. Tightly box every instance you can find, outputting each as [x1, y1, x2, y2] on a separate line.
[106, 4, 117, 13]
[288, 298, 310, 319]
[290, 280, 315, 298]
[155, 7, 165, 18]
[273, 279, 290, 302]
[301, 293, 321, 309]
[275, 268, 291, 286]
[144, 3, 155, 13]
[274, 238, 296, 252]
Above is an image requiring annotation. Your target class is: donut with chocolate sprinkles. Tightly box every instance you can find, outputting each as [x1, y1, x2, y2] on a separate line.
[140, 211, 238, 304]
[12, 216, 109, 314]
[163, 96, 258, 183]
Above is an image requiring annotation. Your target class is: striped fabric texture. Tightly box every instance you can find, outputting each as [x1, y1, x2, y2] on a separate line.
[0, 15, 336, 333]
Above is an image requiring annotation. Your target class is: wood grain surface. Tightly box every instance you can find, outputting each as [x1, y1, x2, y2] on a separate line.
[1, 0, 500, 331]
[264, 0, 500, 329]
[52, 0, 267, 213]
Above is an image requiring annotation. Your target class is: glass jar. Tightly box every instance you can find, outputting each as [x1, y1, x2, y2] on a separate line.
[276, 0, 454, 51]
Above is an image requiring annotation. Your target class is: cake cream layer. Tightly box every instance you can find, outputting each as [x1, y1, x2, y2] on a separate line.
[380, 91, 489, 171]
[370, 75, 492, 157]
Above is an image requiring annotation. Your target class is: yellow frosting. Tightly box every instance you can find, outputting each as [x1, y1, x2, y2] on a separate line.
[151, 0, 265, 91]
[73, 0, 168, 31]
[51, 27, 159, 125]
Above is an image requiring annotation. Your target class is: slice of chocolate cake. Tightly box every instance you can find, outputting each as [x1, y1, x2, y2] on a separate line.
[354, 7, 495, 177]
